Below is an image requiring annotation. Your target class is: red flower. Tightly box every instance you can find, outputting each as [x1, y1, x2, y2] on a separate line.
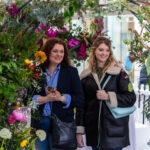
[34, 71, 39, 79]
[29, 65, 35, 71]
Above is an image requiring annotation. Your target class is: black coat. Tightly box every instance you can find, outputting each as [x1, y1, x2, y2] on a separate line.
[76, 62, 136, 149]
[29, 66, 84, 129]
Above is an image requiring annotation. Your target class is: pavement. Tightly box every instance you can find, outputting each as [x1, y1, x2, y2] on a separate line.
[135, 123, 150, 150]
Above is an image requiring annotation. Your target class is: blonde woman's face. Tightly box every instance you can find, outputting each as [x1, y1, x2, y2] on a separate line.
[95, 43, 110, 64]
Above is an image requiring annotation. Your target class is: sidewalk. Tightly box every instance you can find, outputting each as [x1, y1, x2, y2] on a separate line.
[136, 123, 150, 150]
[77, 122, 150, 150]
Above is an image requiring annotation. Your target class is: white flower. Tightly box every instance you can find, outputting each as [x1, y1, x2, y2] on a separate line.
[36, 130, 46, 141]
[0, 128, 12, 139]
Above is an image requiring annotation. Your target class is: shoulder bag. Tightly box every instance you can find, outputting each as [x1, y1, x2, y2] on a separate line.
[102, 75, 136, 119]
[52, 113, 77, 149]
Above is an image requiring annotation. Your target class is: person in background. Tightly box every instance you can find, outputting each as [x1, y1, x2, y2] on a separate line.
[139, 50, 150, 87]
[76, 37, 136, 150]
[124, 53, 134, 83]
[30, 37, 84, 150]
[139, 65, 150, 85]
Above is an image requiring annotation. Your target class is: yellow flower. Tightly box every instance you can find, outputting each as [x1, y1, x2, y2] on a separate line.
[34, 51, 47, 63]
[24, 59, 31, 65]
[20, 140, 28, 147]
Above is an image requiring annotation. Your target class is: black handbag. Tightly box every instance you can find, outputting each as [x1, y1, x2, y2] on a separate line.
[52, 113, 77, 150]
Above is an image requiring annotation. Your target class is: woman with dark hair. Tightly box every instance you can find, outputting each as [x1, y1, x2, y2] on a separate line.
[76, 37, 136, 150]
[31, 37, 84, 150]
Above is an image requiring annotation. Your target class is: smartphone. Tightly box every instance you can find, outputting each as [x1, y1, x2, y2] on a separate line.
[47, 86, 55, 93]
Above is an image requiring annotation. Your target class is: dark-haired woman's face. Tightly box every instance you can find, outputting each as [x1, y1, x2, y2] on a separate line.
[95, 43, 110, 64]
[49, 44, 64, 66]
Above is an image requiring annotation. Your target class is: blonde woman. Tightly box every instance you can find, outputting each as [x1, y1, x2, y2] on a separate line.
[76, 37, 136, 150]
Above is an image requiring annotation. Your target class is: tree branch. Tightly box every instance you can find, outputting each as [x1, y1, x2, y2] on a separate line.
[133, 30, 150, 51]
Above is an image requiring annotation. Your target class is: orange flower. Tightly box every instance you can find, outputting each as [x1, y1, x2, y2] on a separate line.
[34, 51, 47, 63]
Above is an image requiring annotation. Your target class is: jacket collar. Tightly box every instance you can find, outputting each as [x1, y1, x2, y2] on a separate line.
[80, 61, 122, 80]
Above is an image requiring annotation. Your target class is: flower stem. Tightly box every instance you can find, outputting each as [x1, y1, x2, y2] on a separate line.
[0, 139, 4, 150]
[31, 137, 37, 150]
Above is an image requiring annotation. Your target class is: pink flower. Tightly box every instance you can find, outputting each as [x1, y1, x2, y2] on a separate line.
[38, 24, 45, 30]
[62, 27, 67, 31]
[92, 30, 102, 40]
[7, 114, 15, 124]
[46, 28, 58, 38]
[12, 110, 27, 122]
[67, 38, 79, 48]
[35, 28, 38, 34]
[77, 42, 87, 59]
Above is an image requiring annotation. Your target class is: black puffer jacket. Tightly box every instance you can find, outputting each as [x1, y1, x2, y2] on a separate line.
[76, 61, 136, 149]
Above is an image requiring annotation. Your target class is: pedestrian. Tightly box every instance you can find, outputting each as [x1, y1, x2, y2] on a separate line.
[29, 37, 84, 150]
[76, 37, 136, 150]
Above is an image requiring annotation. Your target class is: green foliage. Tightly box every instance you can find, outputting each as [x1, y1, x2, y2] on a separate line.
[145, 53, 150, 75]
[120, 0, 150, 120]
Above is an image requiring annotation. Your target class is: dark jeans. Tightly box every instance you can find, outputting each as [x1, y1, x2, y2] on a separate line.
[35, 116, 63, 150]
[92, 147, 122, 150]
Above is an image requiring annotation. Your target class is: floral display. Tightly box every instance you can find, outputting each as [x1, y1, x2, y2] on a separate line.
[34, 23, 95, 65]
[1, 0, 149, 149]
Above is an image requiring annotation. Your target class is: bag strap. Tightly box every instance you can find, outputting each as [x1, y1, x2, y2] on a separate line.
[101, 75, 111, 90]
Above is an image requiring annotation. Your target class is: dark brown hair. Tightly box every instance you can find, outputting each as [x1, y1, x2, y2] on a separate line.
[88, 37, 115, 75]
[40, 37, 71, 69]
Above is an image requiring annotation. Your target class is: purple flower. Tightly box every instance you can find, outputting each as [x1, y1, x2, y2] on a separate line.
[46, 28, 58, 38]
[77, 42, 87, 59]
[6, 3, 19, 17]
[94, 19, 99, 24]
[16, 87, 27, 97]
[67, 38, 79, 48]
[77, 51, 86, 59]
[36, 39, 43, 49]
[8, 102, 11, 107]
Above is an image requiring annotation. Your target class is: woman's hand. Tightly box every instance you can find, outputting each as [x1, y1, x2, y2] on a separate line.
[96, 90, 109, 100]
[76, 133, 84, 148]
[46, 89, 62, 102]
[38, 89, 64, 105]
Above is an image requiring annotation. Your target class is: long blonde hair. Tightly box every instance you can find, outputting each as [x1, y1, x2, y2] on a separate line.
[88, 37, 115, 75]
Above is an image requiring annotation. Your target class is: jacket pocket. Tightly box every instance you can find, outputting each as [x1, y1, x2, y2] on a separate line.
[105, 116, 128, 137]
